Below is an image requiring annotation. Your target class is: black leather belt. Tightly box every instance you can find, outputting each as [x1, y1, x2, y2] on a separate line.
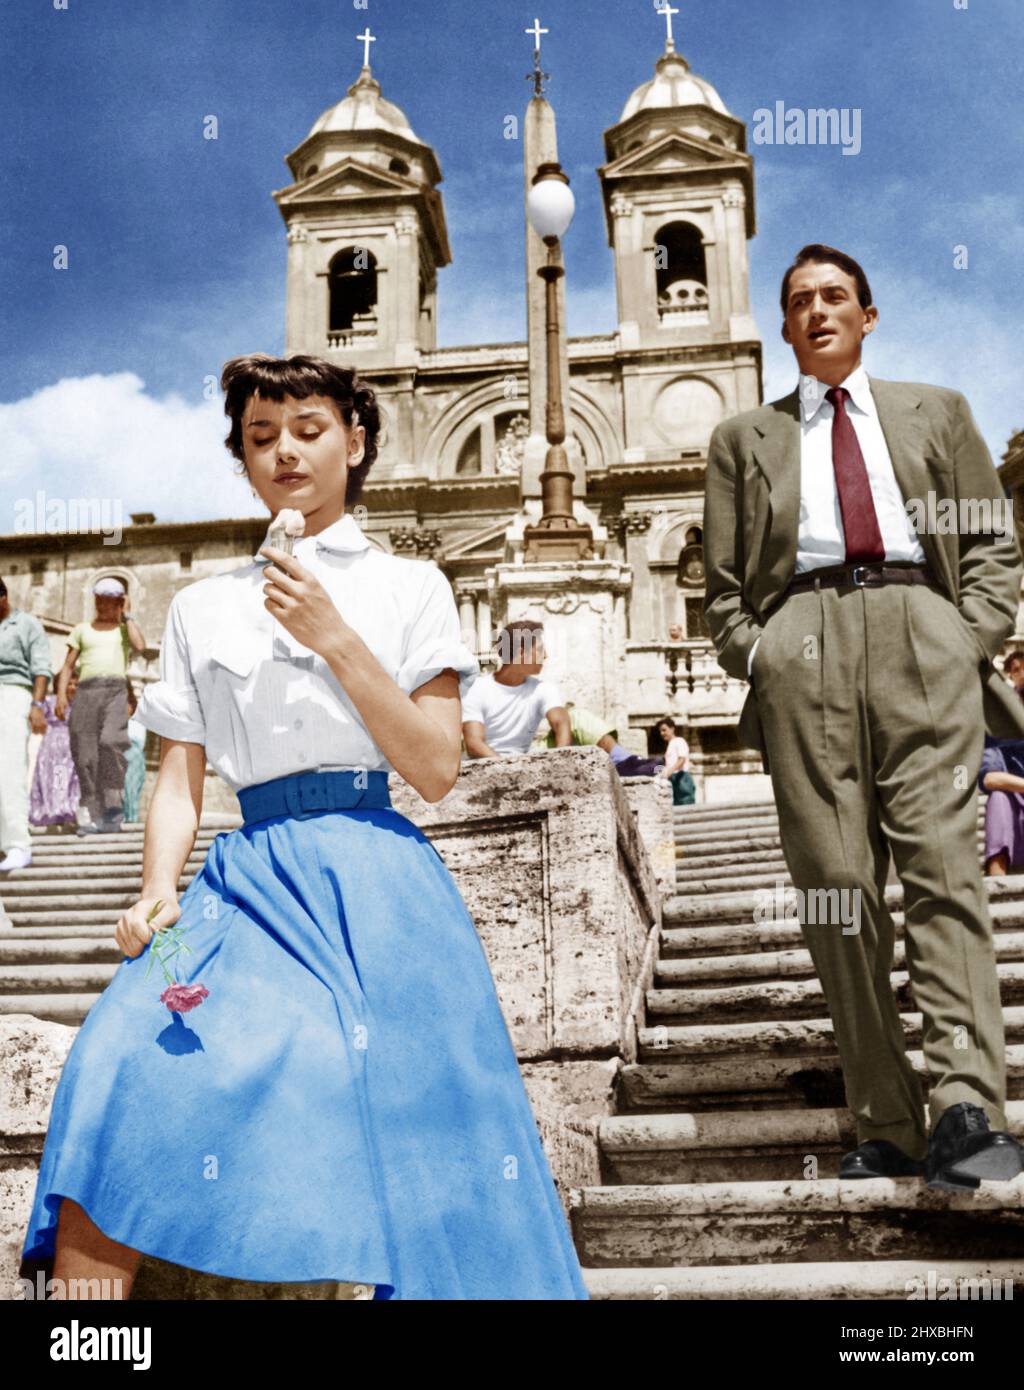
[763, 562, 945, 621]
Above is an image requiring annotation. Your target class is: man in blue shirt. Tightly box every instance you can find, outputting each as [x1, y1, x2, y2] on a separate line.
[0, 576, 53, 872]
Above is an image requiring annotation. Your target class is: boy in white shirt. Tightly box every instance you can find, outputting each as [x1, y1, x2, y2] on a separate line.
[462, 620, 571, 757]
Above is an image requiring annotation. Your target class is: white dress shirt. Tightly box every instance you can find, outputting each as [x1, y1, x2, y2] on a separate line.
[135, 511, 480, 792]
[747, 364, 926, 676]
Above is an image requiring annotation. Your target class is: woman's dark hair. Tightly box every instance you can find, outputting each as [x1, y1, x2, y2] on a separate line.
[650, 716, 676, 754]
[780, 243, 873, 315]
[220, 353, 384, 507]
[495, 619, 544, 666]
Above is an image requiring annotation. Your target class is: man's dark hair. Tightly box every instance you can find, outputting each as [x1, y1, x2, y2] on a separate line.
[780, 244, 873, 315]
[1002, 650, 1024, 674]
[495, 619, 544, 666]
[220, 353, 384, 507]
[0, 575, 6, 597]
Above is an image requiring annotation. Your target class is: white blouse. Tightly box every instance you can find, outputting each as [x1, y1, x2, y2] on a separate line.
[135, 512, 481, 792]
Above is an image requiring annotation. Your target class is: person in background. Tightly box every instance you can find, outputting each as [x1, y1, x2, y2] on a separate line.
[122, 684, 148, 825]
[462, 619, 571, 757]
[667, 623, 683, 642]
[544, 700, 666, 778]
[56, 578, 146, 835]
[0, 574, 53, 872]
[1000, 649, 1024, 697]
[978, 651, 1024, 876]
[657, 716, 696, 805]
[29, 670, 81, 831]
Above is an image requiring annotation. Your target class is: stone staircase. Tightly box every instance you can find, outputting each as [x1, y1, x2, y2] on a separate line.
[573, 797, 1024, 1298]
[0, 820, 240, 1025]
[5, 801, 1024, 1299]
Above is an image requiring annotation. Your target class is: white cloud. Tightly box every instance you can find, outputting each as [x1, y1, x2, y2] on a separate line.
[0, 373, 265, 532]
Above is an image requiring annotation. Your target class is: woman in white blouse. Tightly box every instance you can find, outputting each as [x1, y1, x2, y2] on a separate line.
[19, 353, 591, 1302]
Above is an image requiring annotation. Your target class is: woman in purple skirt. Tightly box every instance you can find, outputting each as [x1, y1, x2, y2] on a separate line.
[979, 652, 1024, 876]
[29, 671, 81, 828]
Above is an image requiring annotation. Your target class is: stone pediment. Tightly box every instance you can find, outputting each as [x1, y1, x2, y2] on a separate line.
[441, 519, 511, 563]
[275, 160, 414, 207]
[603, 131, 747, 179]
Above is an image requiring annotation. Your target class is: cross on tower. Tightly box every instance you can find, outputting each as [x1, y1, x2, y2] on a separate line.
[356, 27, 376, 68]
[525, 17, 548, 53]
[657, 2, 680, 49]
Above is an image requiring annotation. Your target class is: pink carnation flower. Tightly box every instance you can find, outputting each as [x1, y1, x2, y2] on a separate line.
[160, 983, 210, 1014]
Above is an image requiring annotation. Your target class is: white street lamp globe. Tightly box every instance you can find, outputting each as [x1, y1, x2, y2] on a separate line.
[527, 171, 576, 241]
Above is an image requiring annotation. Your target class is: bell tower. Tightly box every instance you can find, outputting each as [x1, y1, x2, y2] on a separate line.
[599, 14, 757, 353]
[272, 43, 451, 371]
[597, 9, 761, 462]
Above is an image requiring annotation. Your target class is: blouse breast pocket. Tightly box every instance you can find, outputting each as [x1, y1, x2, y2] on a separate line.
[199, 627, 265, 681]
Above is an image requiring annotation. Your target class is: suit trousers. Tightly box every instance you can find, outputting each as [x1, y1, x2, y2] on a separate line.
[68, 677, 130, 823]
[752, 578, 1007, 1160]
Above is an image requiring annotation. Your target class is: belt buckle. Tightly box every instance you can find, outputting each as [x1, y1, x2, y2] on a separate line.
[299, 777, 329, 816]
[851, 565, 884, 587]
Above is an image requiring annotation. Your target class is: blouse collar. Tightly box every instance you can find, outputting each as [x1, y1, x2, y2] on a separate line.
[253, 510, 371, 563]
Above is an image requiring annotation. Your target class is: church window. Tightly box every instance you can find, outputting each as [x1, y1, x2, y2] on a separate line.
[328, 246, 379, 342]
[456, 428, 482, 475]
[677, 526, 708, 638]
[654, 221, 709, 322]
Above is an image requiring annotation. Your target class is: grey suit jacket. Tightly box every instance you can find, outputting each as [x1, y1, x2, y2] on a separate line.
[702, 376, 1024, 773]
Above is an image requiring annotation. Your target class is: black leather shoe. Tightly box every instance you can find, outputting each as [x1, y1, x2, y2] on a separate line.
[926, 1103, 1024, 1191]
[839, 1139, 925, 1179]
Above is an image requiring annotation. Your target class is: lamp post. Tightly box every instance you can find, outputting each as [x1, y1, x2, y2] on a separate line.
[523, 161, 594, 562]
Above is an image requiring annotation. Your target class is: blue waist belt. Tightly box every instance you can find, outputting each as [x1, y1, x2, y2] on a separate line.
[237, 769, 392, 826]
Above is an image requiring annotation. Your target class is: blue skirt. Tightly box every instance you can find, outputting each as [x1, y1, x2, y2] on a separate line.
[19, 770, 590, 1300]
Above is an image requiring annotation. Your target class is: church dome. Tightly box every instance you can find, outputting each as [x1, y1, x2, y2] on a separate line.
[620, 48, 730, 122]
[308, 66, 420, 143]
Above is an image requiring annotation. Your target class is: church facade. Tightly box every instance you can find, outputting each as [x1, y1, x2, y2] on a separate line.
[269, 38, 766, 797]
[3, 34, 1021, 809]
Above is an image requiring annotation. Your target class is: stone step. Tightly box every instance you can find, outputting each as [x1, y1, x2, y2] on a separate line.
[0, 937, 122, 964]
[0, 993, 104, 1025]
[673, 802, 988, 825]
[655, 932, 1024, 986]
[4, 907, 189, 928]
[618, 1045, 1024, 1112]
[0, 925, 124, 940]
[1, 886, 196, 916]
[596, 1102, 1024, 1185]
[581, 1259, 1024, 1300]
[661, 897, 1024, 957]
[21, 833, 223, 853]
[647, 963, 1024, 1027]
[0, 854, 211, 876]
[637, 1006, 1024, 1061]
[661, 876, 1024, 927]
[0, 962, 118, 993]
[572, 1177, 1024, 1268]
[674, 817, 989, 851]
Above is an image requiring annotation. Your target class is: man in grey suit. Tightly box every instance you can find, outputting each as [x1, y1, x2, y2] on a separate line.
[702, 243, 1024, 1191]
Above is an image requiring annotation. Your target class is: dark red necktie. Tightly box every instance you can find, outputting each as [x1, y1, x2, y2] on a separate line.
[825, 385, 885, 564]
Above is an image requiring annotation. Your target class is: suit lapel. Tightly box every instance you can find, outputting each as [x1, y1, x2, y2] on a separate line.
[867, 376, 956, 599]
[748, 388, 801, 610]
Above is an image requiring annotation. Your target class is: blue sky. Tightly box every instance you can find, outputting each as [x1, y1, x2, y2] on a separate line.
[1, 0, 1022, 523]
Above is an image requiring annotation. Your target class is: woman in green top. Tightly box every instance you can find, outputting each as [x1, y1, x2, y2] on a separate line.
[55, 578, 146, 833]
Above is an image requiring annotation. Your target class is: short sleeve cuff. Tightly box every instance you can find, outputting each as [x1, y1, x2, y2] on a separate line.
[135, 681, 206, 745]
[397, 642, 480, 703]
